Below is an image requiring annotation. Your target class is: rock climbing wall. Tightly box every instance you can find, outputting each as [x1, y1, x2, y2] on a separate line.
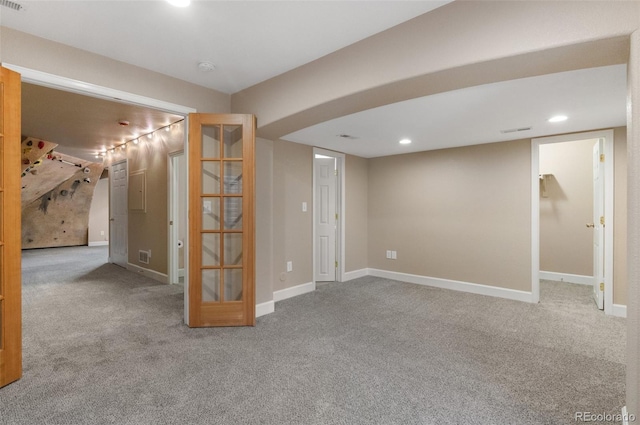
[21, 140, 104, 249]
[21, 151, 88, 208]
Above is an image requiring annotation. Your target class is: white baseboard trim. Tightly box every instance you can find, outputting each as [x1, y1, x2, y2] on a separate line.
[274, 281, 315, 302]
[368, 268, 534, 303]
[539, 271, 593, 285]
[256, 300, 275, 318]
[126, 262, 169, 284]
[343, 268, 368, 281]
[612, 304, 627, 318]
[88, 241, 109, 246]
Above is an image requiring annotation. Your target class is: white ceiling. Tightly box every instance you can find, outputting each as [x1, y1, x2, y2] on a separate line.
[282, 65, 628, 158]
[1, 1, 629, 161]
[1, 0, 451, 94]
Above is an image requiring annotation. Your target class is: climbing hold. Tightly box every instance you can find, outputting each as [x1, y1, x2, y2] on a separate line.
[83, 167, 91, 174]
[33, 159, 42, 166]
[83, 177, 91, 183]
[30, 169, 38, 175]
[22, 159, 30, 165]
[26, 140, 33, 147]
[38, 141, 45, 149]
[60, 190, 69, 196]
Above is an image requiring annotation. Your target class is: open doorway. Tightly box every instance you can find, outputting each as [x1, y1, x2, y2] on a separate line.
[11, 63, 195, 315]
[532, 129, 615, 314]
[312, 148, 345, 285]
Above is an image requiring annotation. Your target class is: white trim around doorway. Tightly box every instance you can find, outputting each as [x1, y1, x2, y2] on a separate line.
[7, 63, 196, 324]
[312, 147, 346, 284]
[531, 129, 615, 314]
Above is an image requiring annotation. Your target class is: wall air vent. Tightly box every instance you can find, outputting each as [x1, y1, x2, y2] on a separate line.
[500, 127, 532, 134]
[336, 134, 358, 140]
[138, 250, 150, 264]
[0, 0, 24, 11]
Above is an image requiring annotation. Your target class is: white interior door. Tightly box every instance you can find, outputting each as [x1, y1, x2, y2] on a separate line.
[314, 156, 337, 282]
[110, 160, 128, 268]
[592, 139, 605, 310]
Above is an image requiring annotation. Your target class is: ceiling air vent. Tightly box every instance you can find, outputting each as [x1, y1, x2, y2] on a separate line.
[336, 134, 358, 140]
[0, 0, 24, 11]
[500, 126, 532, 134]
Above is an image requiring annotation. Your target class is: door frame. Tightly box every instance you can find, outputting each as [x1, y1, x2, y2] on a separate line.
[531, 129, 614, 314]
[168, 150, 185, 286]
[4, 63, 196, 324]
[312, 147, 345, 283]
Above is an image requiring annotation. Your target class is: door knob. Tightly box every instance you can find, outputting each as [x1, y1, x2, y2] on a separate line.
[586, 223, 595, 228]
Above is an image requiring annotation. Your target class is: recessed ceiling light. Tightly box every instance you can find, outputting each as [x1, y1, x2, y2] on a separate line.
[399, 138, 412, 145]
[548, 115, 568, 123]
[167, 0, 190, 7]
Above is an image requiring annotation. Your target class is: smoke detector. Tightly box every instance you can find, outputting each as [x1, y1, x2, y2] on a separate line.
[198, 61, 216, 72]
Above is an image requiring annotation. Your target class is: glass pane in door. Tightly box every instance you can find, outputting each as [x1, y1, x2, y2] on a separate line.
[202, 125, 220, 158]
[202, 197, 220, 230]
[223, 125, 243, 158]
[202, 269, 220, 302]
[224, 198, 242, 230]
[223, 233, 242, 266]
[223, 161, 242, 194]
[202, 161, 221, 194]
[224, 269, 243, 301]
[202, 233, 220, 266]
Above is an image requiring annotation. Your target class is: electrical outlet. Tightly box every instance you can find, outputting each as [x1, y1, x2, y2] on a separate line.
[100, 230, 105, 236]
[391, 251, 397, 260]
[287, 261, 293, 272]
[302, 202, 307, 212]
[386, 250, 392, 259]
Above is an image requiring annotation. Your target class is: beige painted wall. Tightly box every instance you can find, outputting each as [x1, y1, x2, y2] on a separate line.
[255, 138, 274, 304]
[272, 139, 313, 291]
[88, 177, 109, 244]
[539, 139, 595, 276]
[368, 139, 531, 291]
[345, 154, 368, 273]
[105, 122, 184, 275]
[0, 27, 230, 113]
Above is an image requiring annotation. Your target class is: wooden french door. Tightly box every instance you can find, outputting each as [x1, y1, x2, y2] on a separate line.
[0, 67, 22, 387]
[188, 114, 255, 327]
